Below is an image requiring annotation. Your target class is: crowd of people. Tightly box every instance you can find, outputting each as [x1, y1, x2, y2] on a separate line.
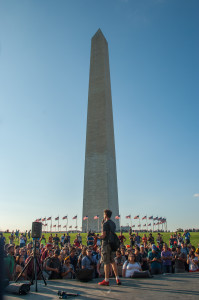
[1, 226, 198, 284]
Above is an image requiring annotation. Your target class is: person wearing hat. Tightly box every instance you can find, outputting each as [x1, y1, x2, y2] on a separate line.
[4, 244, 15, 280]
[61, 256, 75, 279]
[147, 245, 162, 275]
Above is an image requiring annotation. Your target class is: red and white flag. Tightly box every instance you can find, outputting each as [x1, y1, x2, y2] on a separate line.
[42, 218, 46, 221]
[126, 215, 131, 219]
[73, 215, 77, 219]
[75, 226, 78, 228]
[53, 225, 56, 227]
[148, 223, 151, 226]
[55, 217, 59, 221]
[149, 216, 153, 220]
[134, 215, 139, 219]
[115, 215, 120, 219]
[63, 225, 66, 228]
[142, 216, 147, 220]
[47, 217, 51, 221]
[132, 225, 135, 228]
[83, 216, 88, 220]
[69, 226, 72, 228]
[143, 224, 146, 227]
[138, 224, 141, 227]
[62, 216, 67, 220]
[94, 215, 99, 220]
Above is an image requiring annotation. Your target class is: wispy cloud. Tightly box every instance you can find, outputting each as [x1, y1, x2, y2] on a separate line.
[193, 194, 199, 197]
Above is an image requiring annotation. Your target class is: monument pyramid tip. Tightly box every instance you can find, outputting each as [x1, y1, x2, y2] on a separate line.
[92, 28, 107, 42]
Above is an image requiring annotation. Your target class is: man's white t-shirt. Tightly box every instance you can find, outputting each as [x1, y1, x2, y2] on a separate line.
[188, 257, 198, 271]
[123, 261, 141, 277]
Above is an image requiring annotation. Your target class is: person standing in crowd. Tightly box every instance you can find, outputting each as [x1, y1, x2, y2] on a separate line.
[9, 233, 15, 244]
[19, 233, 26, 248]
[183, 230, 191, 244]
[148, 233, 154, 244]
[65, 232, 71, 245]
[53, 234, 60, 246]
[61, 234, 66, 247]
[48, 234, 53, 244]
[129, 233, 135, 248]
[135, 232, 141, 247]
[98, 209, 121, 286]
[118, 231, 126, 245]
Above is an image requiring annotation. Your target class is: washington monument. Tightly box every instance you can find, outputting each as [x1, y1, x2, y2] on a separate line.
[82, 29, 120, 232]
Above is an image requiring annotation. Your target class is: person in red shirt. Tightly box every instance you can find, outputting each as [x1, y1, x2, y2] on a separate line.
[118, 232, 126, 245]
[142, 234, 147, 244]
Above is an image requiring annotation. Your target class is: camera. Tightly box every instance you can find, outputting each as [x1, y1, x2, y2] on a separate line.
[57, 291, 79, 299]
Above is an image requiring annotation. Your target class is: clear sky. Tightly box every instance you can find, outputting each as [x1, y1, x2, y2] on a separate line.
[0, 0, 198, 232]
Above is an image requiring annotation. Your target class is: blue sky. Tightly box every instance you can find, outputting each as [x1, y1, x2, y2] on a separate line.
[0, 0, 198, 232]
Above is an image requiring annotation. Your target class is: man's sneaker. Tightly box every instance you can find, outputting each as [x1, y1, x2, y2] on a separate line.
[98, 280, 109, 286]
[116, 279, 121, 285]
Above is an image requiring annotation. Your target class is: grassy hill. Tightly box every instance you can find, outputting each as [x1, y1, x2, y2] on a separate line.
[3, 232, 199, 248]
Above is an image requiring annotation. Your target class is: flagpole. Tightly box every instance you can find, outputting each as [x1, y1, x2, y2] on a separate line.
[120, 214, 121, 232]
[58, 216, 59, 232]
[51, 216, 52, 233]
[66, 215, 68, 233]
[130, 215, 132, 229]
[76, 216, 77, 232]
[146, 215, 148, 233]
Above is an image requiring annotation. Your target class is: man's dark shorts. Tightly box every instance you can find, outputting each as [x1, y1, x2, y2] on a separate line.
[101, 244, 115, 264]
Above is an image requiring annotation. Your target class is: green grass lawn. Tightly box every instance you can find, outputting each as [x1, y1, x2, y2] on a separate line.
[3, 232, 199, 248]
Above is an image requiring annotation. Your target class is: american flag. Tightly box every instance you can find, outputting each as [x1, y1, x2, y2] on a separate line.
[47, 217, 51, 221]
[63, 225, 66, 228]
[37, 218, 41, 221]
[75, 226, 78, 228]
[69, 226, 72, 228]
[148, 223, 151, 226]
[73, 215, 77, 219]
[53, 225, 56, 227]
[83, 216, 88, 220]
[42, 218, 46, 221]
[134, 215, 139, 219]
[115, 215, 120, 219]
[138, 224, 141, 227]
[62, 216, 67, 220]
[126, 215, 131, 219]
[94, 215, 99, 220]
[44, 224, 47, 227]
[142, 216, 147, 220]
[143, 224, 146, 226]
[149, 216, 153, 220]
[55, 217, 59, 220]
[58, 225, 61, 227]
[132, 225, 135, 227]
[154, 217, 158, 221]
[158, 217, 162, 221]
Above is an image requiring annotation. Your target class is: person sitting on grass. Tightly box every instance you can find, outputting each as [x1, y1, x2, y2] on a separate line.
[122, 253, 141, 277]
[69, 247, 78, 272]
[82, 249, 96, 275]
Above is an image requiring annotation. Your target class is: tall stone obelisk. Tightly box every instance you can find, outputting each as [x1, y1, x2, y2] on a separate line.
[82, 29, 120, 232]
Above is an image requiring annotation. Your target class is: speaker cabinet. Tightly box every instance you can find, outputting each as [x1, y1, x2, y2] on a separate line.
[32, 222, 42, 238]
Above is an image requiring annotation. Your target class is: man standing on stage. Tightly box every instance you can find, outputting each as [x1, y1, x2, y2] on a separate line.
[98, 209, 121, 286]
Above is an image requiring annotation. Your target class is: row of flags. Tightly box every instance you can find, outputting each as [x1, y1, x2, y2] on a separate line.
[83, 215, 99, 220]
[124, 215, 166, 223]
[35, 215, 77, 222]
